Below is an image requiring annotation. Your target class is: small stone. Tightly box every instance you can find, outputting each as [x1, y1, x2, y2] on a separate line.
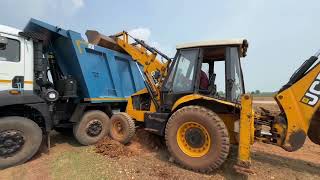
[169, 156, 174, 163]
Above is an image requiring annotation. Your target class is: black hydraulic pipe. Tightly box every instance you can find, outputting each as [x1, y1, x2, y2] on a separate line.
[135, 62, 160, 110]
[288, 49, 320, 84]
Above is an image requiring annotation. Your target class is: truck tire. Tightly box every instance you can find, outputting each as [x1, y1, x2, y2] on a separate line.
[110, 112, 135, 144]
[73, 110, 110, 145]
[0, 116, 42, 169]
[165, 106, 230, 172]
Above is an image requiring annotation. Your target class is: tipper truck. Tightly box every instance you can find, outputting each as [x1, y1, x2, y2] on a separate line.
[0, 19, 145, 169]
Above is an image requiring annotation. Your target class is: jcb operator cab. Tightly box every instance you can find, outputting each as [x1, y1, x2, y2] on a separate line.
[161, 39, 248, 110]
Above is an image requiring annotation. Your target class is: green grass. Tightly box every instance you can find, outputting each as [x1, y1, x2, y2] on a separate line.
[51, 147, 110, 180]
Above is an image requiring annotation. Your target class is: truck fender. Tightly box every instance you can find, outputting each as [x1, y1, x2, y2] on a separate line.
[0, 91, 52, 132]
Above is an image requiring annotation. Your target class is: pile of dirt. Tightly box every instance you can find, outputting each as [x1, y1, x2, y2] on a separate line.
[95, 128, 166, 158]
[132, 128, 166, 151]
[95, 137, 134, 158]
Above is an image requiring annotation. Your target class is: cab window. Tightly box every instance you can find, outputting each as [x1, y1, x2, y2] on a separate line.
[171, 49, 198, 92]
[0, 38, 20, 62]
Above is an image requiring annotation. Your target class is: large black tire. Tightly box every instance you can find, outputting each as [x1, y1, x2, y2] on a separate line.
[308, 118, 320, 145]
[165, 106, 230, 172]
[73, 110, 110, 145]
[0, 116, 42, 169]
[110, 112, 135, 144]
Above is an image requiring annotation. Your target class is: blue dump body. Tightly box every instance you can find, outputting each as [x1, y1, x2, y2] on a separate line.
[24, 19, 145, 103]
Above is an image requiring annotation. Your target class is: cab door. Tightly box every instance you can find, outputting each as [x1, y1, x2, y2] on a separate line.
[161, 48, 199, 109]
[0, 33, 25, 92]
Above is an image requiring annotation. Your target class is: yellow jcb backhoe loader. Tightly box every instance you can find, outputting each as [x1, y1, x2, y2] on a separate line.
[86, 30, 320, 173]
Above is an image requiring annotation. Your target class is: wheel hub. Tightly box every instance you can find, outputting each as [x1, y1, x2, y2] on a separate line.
[86, 120, 103, 137]
[112, 120, 125, 137]
[176, 122, 211, 157]
[0, 130, 25, 158]
[185, 128, 205, 148]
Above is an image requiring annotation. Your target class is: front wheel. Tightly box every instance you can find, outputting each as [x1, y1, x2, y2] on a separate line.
[165, 106, 230, 172]
[0, 116, 43, 169]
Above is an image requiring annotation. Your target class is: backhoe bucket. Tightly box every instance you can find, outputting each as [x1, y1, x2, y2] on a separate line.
[85, 30, 125, 53]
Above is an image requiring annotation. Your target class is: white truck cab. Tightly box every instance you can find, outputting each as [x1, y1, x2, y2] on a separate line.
[0, 25, 33, 92]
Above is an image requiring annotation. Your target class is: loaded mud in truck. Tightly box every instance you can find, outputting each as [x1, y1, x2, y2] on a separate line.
[0, 19, 145, 169]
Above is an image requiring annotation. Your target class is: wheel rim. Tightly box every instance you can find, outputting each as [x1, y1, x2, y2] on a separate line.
[111, 119, 125, 138]
[0, 130, 25, 158]
[176, 122, 211, 158]
[86, 120, 103, 137]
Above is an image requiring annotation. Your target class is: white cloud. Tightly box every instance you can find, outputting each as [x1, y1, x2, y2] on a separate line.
[128, 27, 151, 42]
[128, 27, 174, 58]
[0, 0, 85, 28]
[72, 0, 85, 9]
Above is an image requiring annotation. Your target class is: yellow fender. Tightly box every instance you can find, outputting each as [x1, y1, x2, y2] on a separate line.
[171, 94, 238, 111]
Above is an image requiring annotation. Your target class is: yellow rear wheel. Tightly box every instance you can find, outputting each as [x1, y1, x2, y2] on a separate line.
[165, 105, 230, 172]
[177, 122, 211, 157]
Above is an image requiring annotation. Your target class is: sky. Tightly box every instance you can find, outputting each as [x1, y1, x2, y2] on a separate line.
[0, 0, 319, 92]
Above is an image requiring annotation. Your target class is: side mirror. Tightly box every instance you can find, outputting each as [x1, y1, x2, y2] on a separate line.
[0, 36, 8, 50]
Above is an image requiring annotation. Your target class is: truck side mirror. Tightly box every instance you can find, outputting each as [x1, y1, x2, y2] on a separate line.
[0, 36, 8, 50]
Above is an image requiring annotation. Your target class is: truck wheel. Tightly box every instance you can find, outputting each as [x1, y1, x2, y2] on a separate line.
[110, 113, 135, 144]
[0, 116, 42, 169]
[73, 110, 110, 145]
[165, 106, 230, 172]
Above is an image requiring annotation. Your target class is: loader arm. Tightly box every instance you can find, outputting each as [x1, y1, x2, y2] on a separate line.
[112, 31, 170, 103]
[85, 30, 171, 108]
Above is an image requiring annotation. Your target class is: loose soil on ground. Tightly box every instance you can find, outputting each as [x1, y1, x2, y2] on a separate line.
[1, 98, 320, 180]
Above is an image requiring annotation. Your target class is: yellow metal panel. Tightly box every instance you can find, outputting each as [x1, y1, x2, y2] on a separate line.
[237, 94, 255, 166]
[276, 64, 320, 150]
[131, 88, 148, 96]
[218, 113, 239, 144]
[127, 109, 146, 122]
[171, 94, 238, 111]
[125, 92, 157, 122]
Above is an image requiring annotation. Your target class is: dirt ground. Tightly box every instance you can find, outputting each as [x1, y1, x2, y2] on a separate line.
[1, 99, 320, 180]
